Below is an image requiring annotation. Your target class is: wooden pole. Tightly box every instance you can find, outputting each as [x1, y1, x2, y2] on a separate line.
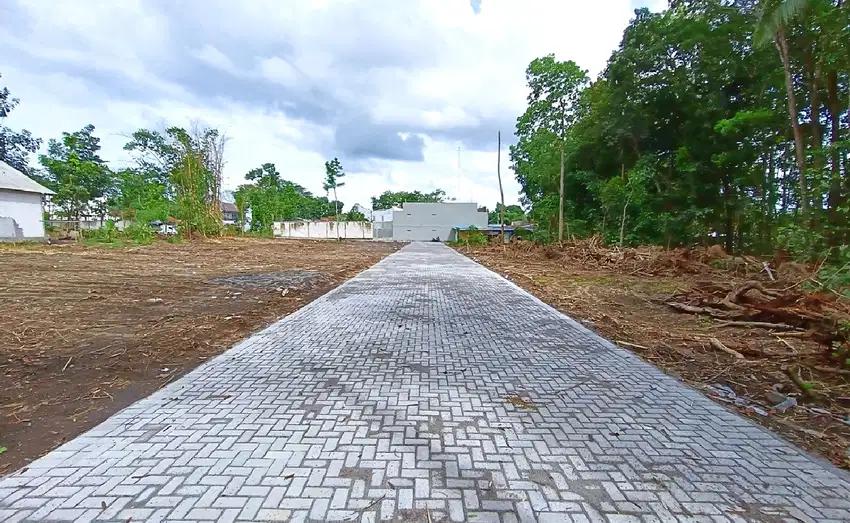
[558, 144, 565, 243]
[497, 131, 505, 246]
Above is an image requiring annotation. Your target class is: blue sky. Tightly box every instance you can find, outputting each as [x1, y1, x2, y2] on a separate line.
[1, 0, 666, 209]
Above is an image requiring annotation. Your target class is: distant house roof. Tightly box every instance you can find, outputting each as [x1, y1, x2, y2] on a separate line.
[220, 202, 238, 213]
[452, 224, 535, 232]
[0, 160, 55, 195]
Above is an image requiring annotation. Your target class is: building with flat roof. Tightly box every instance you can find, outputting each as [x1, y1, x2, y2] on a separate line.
[392, 202, 488, 242]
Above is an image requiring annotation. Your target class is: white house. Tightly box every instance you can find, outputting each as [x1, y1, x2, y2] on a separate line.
[0, 160, 54, 241]
[350, 204, 397, 223]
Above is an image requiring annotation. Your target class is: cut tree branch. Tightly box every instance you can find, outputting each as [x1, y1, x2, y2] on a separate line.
[708, 337, 744, 359]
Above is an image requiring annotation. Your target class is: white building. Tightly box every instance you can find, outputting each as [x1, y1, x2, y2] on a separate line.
[392, 202, 488, 241]
[351, 204, 396, 223]
[371, 208, 395, 223]
[0, 160, 54, 241]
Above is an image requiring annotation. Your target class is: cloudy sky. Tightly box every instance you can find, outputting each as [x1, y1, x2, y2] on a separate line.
[1, 0, 665, 210]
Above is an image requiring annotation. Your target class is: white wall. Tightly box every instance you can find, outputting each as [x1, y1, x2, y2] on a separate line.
[45, 219, 129, 231]
[0, 190, 46, 240]
[273, 221, 374, 239]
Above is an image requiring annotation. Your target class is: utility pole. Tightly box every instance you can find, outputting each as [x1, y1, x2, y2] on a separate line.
[456, 145, 461, 199]
[497, 131, 505, 245]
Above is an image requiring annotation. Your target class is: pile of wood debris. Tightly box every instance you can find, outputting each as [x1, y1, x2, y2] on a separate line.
[667, 279, 850, 382]
[508, 237, 850, 371]
[511, 237, 779, 277]
[667, 281, 849, 354]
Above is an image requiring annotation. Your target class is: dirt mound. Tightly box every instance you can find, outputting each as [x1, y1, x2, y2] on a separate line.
[777, 261, 811, 281]
[210, 270, 326, 290]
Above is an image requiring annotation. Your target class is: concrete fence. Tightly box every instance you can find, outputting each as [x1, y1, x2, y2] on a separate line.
[273, 220, 374, 239]
[373, 221, 393, 239]
[46, 219, 129, 230]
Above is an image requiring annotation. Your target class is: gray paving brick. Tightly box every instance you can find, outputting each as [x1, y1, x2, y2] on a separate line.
[1, 243, 849, 522]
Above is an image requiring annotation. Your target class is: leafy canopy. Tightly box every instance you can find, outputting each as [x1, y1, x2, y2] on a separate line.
[371, 189, 446, 210]
[0, 73, 41, 174]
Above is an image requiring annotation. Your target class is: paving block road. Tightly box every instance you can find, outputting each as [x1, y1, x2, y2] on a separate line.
[1, 242, 849, 522]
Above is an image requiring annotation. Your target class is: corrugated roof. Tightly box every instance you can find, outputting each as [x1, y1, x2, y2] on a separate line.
[0, 160, 55, 194]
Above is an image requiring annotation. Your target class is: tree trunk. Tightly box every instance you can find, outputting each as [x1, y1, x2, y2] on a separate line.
[775, 29, 808, 216]
[558, 144, 565, 243]
[826, 68, 845, 244]
[767, 152, 777, 249]
[758, 155, 767, 251]
[619, 189, 631, 248]
[723, 178, 734, 254]
[807, 58, 823, 217]
[846, 88, 850, 227]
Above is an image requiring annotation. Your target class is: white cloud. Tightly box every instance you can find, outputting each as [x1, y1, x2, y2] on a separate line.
[257, 57, 301, 87]
[1, 0, 665, 210]
[194, 45, 237, 74]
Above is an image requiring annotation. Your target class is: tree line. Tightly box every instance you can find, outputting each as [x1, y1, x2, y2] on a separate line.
[511, 0, 848, 259]
[4, 72, 527, 234]
[0, 75, 370, 236]
[233, 161, 358, 233]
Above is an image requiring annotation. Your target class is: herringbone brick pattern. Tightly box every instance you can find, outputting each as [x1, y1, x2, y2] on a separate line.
[1, 242, 848, 522]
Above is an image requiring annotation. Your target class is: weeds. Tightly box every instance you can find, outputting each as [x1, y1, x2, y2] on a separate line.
[82, 221, 155, 246]
[465, 226, 488, 245]
[815, 247, 850, 300]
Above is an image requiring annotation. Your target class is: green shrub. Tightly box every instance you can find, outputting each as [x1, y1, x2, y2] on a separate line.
[221, 225, 243, 237]
[530, 228, 557, 244]
[512, 227, 533, 241]
[465, 226, 488, 245]
[83, 221, 120, 244]
[124, 222, 155, 245]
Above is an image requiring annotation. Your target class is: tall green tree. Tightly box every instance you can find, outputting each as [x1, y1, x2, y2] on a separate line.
[239, 163, 285, 232]
[323, 158, 345, 221]
[38, 125, 115, 221]
[488, 204, 526, 225]
[510, 1, 849, 257]
[0, 73, 41, 174]
[111, 168, 170, 223]
[516, 55, 589, 241]
[236, 163, 339, 233]
[755, 0, 814, 217]
[124, 126, 225, 236]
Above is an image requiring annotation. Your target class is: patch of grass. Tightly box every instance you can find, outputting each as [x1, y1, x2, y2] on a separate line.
[565, 274, 682, 294]
[0, 241, 49, 251]
[568, 275, 619, 285]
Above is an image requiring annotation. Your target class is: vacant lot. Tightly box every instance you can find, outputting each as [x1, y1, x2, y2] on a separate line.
[0, 238, 399, 473]
[460, 242, 850, 471]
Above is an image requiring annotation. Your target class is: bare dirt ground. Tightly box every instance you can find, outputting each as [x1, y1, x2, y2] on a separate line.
[0, 238, 399, 474]
[459, 241, 850, 471]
